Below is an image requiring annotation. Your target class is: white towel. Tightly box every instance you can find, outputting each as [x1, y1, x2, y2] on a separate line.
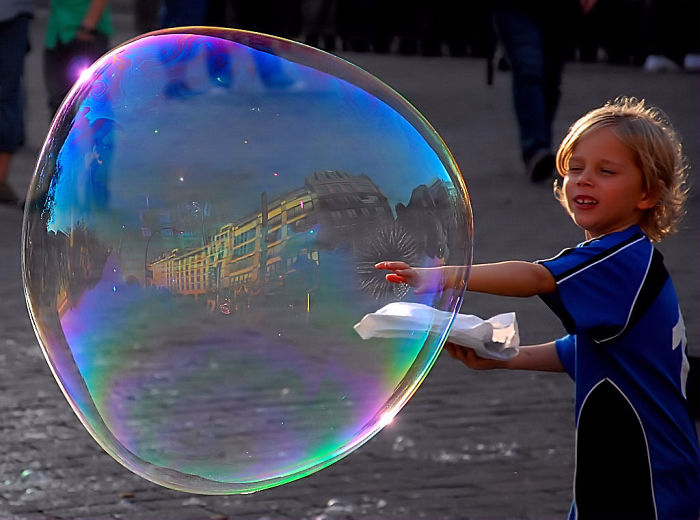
[353, 302, 519, 361]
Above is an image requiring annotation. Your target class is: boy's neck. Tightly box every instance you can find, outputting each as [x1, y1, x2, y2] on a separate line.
[584, 223, 641, 241]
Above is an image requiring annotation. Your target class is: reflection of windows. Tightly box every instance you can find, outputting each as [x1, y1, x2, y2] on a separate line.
[287, 200, 314, 218]
[232, 274, 252, 287]
[268, 244, 282, 257]
[268, 214, 282, 227]
[289, 216, 314, 233]
[266, 228, 280, 243]
[234, 229, 255, 245]
[360, 195, 379, 204]
[266, 261, 281, 275]
[233, 243, 254, 256]
[331, 210, 343, 222]
[346, 208, 357, 217]
[231, 256, 254, 270]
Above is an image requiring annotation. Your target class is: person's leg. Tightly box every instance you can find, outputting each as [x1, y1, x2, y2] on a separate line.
[542, 23, 567, 154]
[492, 7, 550, 168]
[44, 44, 71, 116]
[0, 152, 12, 184]
[44, 34, 111, 117]
[0, 14, 30, 205]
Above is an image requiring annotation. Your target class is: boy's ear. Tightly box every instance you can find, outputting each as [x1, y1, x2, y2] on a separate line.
[637, 180, 664, 210]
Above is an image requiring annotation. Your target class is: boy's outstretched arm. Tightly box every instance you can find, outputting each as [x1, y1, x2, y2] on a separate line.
[467, 261, 556, 296]
[445, 341, 564, 372]
[375, 261, 556, 297]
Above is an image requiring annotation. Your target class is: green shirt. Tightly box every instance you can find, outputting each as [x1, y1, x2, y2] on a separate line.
[45, 0, 112, 49]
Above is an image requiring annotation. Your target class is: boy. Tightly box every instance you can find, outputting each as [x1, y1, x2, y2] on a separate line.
[377, 97, 700, 519]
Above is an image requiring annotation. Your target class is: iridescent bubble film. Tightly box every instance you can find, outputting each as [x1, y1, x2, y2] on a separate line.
[22, 28, 473, 494]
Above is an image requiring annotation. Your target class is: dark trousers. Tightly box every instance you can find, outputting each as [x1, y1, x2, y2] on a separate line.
[0, 14, 30, 153]
[44, 34, 109, 116]
[492, 6, 567, 164]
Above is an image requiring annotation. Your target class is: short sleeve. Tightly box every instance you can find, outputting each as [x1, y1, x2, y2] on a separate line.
[555, 335, 575, 379]
[538, 230, 652, 344]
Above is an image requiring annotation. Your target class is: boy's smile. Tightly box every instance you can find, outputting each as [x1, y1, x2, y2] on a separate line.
[572, 195, 598, 207]
[562, 127, 656, 239]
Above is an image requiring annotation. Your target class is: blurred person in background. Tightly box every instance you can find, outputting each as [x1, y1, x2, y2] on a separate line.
[643, 0, 700, 72]
[44, 0, 112, 116]
[491, 0, 584, 183]
[0, 0, 33, 207]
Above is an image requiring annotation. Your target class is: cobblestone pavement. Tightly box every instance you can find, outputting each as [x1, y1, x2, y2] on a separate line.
[0, 6, 698, 520]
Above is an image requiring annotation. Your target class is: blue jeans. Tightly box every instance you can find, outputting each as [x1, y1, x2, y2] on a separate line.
[493, 6, 566, 164]
[0, 14, 30, 154]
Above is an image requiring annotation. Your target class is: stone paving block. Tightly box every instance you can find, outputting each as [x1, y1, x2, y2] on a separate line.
[112, 507, 215, 520]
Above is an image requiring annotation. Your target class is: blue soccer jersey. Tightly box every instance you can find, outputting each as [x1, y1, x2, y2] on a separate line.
[537, 226, 700, 520]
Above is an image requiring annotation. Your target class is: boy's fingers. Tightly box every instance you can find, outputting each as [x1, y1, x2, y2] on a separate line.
[445, 343, 463, 360]
[385, 273, 406, 284]
[375, 261, 410, 270]
[454, 347, 470, 364]
[444, 344, 477, 365]
[463, 349, 478, 365]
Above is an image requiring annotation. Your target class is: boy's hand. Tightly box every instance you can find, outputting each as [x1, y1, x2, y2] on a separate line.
[446, 341, 563, 373]
[443, 342, 507, 370]
[374, 261, 443, 294]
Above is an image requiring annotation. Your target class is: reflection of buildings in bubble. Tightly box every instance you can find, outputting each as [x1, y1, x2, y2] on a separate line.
[25, 220, 110, 315]
[306, 169, 393, 248]
[146, 170, 459, 307]
[24, 103, 115, 318]
[394, 178, 466, 264]
[146, 186, 315, 304]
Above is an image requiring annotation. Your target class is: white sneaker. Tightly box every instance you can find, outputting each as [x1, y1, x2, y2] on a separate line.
[643, 55, 681, 72]
[683, 54, 700, 72]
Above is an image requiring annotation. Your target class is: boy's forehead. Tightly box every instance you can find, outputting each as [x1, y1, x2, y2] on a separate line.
[575, 125, 625, 147]
[570, 127, 637, 162]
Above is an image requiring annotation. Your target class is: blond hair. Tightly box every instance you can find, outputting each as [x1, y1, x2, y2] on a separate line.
[554, 97, 688, 242]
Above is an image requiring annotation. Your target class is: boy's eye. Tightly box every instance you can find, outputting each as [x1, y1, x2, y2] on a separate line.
[601, 169, 615, 175]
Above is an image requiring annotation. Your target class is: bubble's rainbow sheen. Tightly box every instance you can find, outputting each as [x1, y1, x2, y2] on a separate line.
[22, 28, 473, 493]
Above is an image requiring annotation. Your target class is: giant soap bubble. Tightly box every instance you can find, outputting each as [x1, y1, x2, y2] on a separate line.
[22, 28, 473, 494]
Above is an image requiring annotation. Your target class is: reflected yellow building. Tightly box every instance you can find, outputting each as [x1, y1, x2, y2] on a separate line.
[147, 170, 395, 307]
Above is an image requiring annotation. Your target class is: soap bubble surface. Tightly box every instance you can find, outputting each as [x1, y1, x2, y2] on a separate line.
[22, 28, 473, 494]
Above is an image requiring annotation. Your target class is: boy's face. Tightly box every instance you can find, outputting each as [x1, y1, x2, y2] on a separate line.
[562, 126, 656, 239]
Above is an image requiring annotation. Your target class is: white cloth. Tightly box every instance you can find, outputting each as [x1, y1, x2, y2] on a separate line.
[353, 302, 519, 361]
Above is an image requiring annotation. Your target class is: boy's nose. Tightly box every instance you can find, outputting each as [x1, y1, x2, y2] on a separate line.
[576, 169, 593, 185]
